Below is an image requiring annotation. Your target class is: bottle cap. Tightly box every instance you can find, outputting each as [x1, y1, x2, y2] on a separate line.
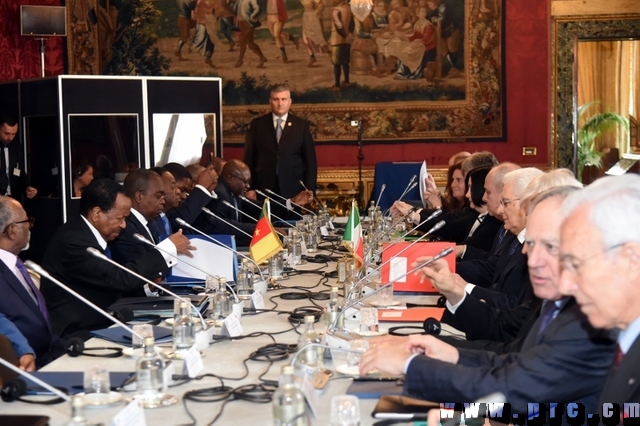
[304, 315, 315, 323]
[281, 365, 294, 375]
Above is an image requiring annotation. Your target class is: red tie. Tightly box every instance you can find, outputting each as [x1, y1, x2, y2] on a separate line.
[613, 345, 624, 369]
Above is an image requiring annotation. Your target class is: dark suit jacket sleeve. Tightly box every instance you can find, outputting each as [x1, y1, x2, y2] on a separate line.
[404, 309, 615, 414]
[442, 295, 535, 342]
[166, 186, 212, 229]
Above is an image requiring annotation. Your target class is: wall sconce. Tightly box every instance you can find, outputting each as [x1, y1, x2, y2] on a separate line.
[350, 0, 373, 22]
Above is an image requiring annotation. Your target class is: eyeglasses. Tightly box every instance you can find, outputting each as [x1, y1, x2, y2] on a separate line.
[3, 216, 35, 233]
[230, 174, 251, 187]
[500, 197, 520, 207]
[559, 243, 625, 276]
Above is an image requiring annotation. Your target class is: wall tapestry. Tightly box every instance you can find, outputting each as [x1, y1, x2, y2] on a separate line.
[67, 0, 504, 145]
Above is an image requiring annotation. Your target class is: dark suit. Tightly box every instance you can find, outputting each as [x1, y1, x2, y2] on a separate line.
[0, 141, 29, 201]
[40, 216, 168, 338]
[459, 214, 503, 256]
[460, 222, 505, 261]
[456, 231, 533, 310]
[0, 259, 66, 368]
[109, 212, 159, 265]
[244, 113, 317, 198]
[109, 212, 161, 298]
[193, 180, 255, 246]
[416, 206, 475, 235]
[440, 297, 542, 352]
[165, 186, 212, 233]
[598, 333, 640, 414]
[404, 299, 616, 417]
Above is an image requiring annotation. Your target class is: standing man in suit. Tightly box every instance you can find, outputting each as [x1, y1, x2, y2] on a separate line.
[0, 196, 67, 368]
[559, 174, 640, 416]
[40, 179, 170, 339]
[0, 115, 37, 201]
[109, 169, 194, 288]
[359, 189, 616, 418]
[244, 83, 316, 205]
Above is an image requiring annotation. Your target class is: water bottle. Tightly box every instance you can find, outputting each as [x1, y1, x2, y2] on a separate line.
[135, 337, 165, 407]
[272, 365, 309, 426]
[173, 302, 195, 352]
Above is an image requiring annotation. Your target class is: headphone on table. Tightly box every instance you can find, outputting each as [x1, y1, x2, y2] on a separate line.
[388, 317, 442, 336]
[1, 377, 67, 404]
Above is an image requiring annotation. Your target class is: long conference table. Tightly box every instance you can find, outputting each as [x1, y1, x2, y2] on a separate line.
[0, 246, 452, 425]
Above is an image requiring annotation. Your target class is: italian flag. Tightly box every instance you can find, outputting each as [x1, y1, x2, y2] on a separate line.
[250, 199, 283, 264]
[342, 200, 364, 267]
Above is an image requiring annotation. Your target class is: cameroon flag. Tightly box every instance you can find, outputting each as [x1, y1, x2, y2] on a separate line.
[250, 199, 283, 264]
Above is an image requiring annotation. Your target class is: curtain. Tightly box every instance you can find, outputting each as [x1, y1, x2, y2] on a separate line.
[577, 40, 640, 153]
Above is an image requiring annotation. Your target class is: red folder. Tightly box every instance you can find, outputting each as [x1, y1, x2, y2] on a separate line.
[380, 241, 455, 293]
[378, 307, 445, 322]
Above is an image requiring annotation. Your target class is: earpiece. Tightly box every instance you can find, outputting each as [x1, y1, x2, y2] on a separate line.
[66, 336, 123, 359]
[422, 317, 442, 335]
[0, 377, 26, 402]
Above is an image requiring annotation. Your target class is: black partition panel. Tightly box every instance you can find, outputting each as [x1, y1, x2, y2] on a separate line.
[3, 76, 222, 263]
[146, 78, 223, 165]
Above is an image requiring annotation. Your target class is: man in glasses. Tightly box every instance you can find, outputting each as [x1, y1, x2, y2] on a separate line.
[196, 159, 257, 246]
[0, 196, 67, 368]
[559, 174, 640, 417]
[359, 186, 616, 420]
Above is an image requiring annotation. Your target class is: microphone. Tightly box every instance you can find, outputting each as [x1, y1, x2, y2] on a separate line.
[374, 183, 386, 210]
[132, 233, 239, 303]
[175, 217, 267, 282]
[200, 207, 253, 238]
[84, 248, 208, 331]
[298, 180, 324, 209]
[25, 261, 143, 341]
[359, 214, 445, 274]
[0, 357, 70, 403]
[239, 195, 303, 232]
[327, 247, 454, 346]
[372, 213, 444, 259]
[264, 188, 316, 216]
[255, 189, 304, 219]
[222, 200, 288, 241]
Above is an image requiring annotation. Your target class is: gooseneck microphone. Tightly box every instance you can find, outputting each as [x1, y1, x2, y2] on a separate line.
[356, 218, 447, 291]
[298, 180, 324, 209]
[264, 188, 316, 217]
[256, 189, 304, 219]
[327, 246, 454, 345]
[132, 233, 239, 303]
[200, 207, 253, 238]
[221, 200, 288, 240]
[85, 248, 208, 331]
[25, 261, 143, 340]
[239, 195, 304, 232]
[374, 183, 386, 210]
[175, 217, 267, 282]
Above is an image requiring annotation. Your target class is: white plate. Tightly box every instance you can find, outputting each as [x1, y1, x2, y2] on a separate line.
[76, 391, 123, 408]
[122, 347, 167, 358]
[350, 329, 388, 337]
[368, 300, 401, 308]
[334, 364, 361, 376]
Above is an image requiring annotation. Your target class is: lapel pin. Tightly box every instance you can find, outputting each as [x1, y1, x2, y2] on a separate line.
[629, 378, 636, 386]
[287, 122, 292, 127]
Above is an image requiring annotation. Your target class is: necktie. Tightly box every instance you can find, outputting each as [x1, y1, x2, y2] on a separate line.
[104, 246, 112, 259]
[232, 196, 239, 220]
[537, 301, 560, 335]
[0, 145, 8, 195]
[16, 258, 50, 324]
[276, 118, 283, 143]
[148, 225, 160, 244]
[160, 213, 172, 236]
[613, 344, 624, 369]
[507, 239, 521, 258]
[496, 226, 507, 246]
